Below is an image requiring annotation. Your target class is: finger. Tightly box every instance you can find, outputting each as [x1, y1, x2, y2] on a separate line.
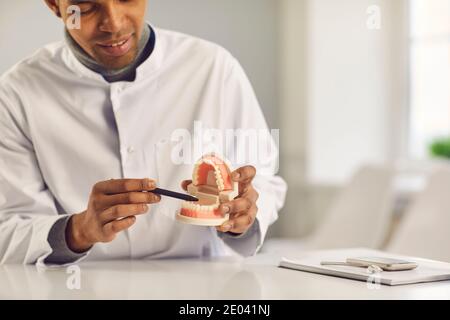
[102, 216, 136, 241]
[219, 197, 252, 216]
[229, 212, 255, 234]
[216, 212, 244, 233]
[97, 192, 161, 209]
[181, 180, 192, 192]
[231, 166, 256, 183]
[99, 204, 149, 224]
[217, 206, 257, 234]
[93, 178, 157, 195]
[241, 186, 259, 203]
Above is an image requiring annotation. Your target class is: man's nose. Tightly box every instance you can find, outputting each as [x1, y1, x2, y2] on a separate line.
[98, 5, 124, 34]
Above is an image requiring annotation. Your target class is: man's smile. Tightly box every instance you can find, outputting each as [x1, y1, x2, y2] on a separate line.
[96, 34, 134, 57]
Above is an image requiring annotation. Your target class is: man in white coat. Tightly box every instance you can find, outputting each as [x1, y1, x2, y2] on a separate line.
[0, 0, 286, 265]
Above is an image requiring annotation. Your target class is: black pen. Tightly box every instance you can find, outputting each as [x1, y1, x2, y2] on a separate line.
[151, 188, 199, 202]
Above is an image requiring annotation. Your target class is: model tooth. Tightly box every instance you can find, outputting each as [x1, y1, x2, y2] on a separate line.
[214, 169, 226, 190]
[193, 164, 199, 185]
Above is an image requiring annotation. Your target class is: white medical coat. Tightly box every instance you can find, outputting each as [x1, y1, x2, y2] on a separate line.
[0, 27, 287, 265]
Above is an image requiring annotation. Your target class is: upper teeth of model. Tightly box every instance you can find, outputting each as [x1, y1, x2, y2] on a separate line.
[108, 40, 127, 47]
[193, 160, 226, 191]
[214, 169, 225, 191]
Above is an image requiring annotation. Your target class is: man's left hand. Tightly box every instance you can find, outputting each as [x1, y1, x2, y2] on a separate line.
[217, 165, 259, 235]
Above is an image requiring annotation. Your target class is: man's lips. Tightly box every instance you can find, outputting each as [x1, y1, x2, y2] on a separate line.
[96, 35, 133, 57]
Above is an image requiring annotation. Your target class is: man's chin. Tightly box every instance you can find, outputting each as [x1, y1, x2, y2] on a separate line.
[93, 49, 138, 70]
[97, 56, 136, 70]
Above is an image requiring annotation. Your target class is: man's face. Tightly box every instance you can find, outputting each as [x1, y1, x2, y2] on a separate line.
[56, 0, 147, 70]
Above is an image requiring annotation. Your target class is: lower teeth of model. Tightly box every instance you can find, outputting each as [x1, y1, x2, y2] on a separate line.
[184, 202, 218, 211]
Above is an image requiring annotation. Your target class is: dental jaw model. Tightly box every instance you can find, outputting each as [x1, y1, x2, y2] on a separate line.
[177, 154, 238, 226]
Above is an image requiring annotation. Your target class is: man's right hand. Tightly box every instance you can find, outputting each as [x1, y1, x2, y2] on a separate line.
[66, 178, 161, 253]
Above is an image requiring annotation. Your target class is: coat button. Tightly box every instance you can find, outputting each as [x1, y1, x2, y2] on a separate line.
[127, 146, 135, 154]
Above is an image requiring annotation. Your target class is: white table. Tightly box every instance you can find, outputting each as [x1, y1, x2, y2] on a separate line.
[2, 248, 450, 300]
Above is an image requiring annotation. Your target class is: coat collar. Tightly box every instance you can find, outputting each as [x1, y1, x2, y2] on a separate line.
[61, 23, 164, 85]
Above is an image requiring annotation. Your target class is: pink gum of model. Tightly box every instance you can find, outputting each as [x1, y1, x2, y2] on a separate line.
[177, 154, 239, 226]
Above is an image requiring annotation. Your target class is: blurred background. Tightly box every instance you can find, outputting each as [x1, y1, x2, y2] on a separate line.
[1, 0, 449, 261]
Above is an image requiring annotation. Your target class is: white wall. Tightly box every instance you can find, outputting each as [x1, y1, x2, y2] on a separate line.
[273, 0, 409, 237]
[306, 0, 409, 185]
[0, 0, 278, 127]
[272, 0, 311, 237]
[0, 1, 62, 71]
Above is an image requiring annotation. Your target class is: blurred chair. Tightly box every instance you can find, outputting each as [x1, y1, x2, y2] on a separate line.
[262, 165, 394, 255]
[387, 164, 450, 262]
[306, 165, 394, 250]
